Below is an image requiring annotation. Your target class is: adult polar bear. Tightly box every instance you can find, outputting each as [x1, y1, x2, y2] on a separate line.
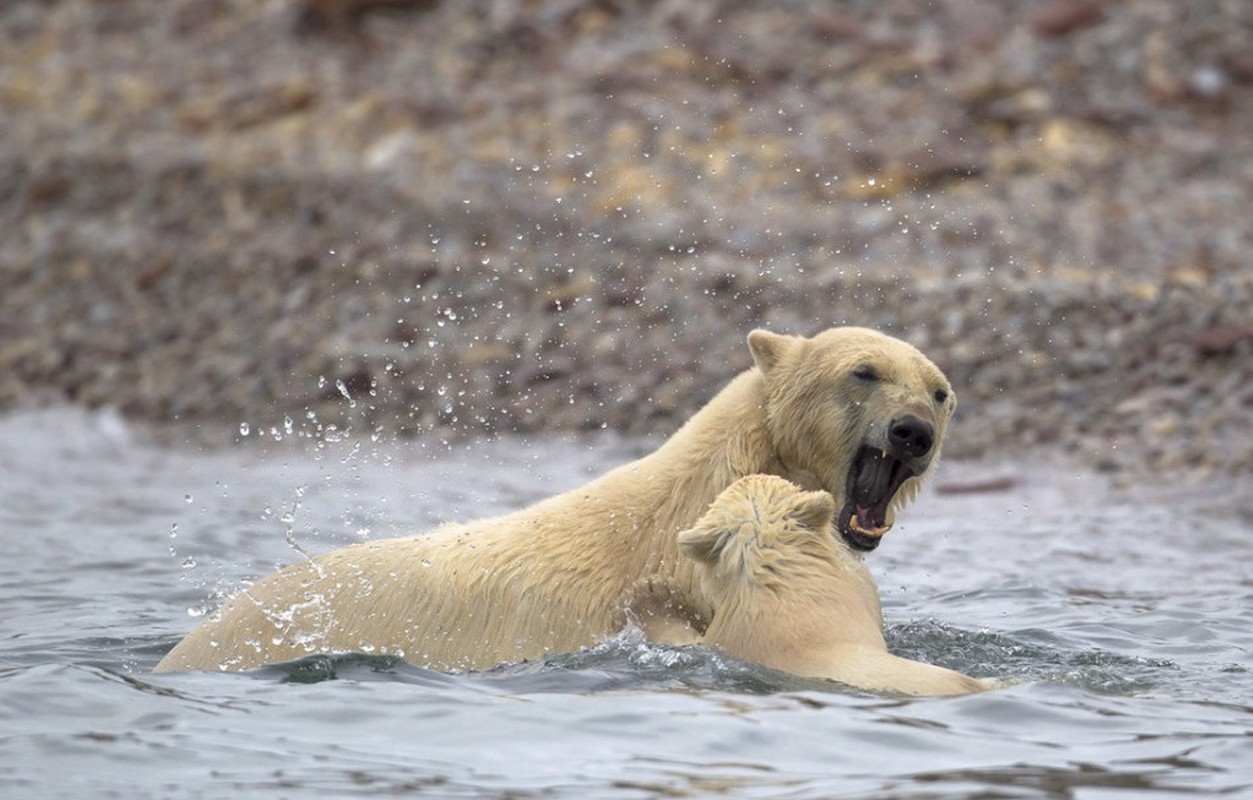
[156, 327, 956, 673]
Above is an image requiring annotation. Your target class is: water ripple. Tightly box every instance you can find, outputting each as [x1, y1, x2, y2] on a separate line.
[2, 410, 1251, 799]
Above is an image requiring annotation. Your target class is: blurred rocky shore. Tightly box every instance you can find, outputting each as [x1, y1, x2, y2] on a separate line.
[2, 0, 1250, 480]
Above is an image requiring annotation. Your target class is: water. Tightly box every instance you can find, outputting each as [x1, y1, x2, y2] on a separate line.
[2, 408, 1251, 799]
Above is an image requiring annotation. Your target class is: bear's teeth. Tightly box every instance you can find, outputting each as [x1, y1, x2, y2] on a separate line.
[848, 514, 891, 537]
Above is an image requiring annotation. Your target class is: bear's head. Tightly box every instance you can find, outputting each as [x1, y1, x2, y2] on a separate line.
[678, 474, 840, 601]
[747, 327, 955, 552]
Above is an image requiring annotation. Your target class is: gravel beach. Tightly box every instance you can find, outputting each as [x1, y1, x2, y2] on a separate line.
[2, 0, 1250, 481]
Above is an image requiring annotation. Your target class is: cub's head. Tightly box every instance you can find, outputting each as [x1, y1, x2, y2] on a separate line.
[678, 475, 839, 597]
[747, 327, 955, 553]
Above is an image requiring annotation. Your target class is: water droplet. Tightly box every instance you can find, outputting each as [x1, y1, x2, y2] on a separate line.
[181, 556, 197, 569]
[335, 379, 356, 407]
[239, 422, 250, 436]
[184, 494, 193, 504]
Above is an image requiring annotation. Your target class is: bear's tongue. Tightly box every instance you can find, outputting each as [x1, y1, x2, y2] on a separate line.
[839, 447, 914, 550]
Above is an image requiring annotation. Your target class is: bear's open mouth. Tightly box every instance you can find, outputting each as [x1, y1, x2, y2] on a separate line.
[837, 446, 916, 552]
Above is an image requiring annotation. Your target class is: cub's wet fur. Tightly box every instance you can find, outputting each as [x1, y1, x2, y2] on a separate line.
[655, 475, 995, 696]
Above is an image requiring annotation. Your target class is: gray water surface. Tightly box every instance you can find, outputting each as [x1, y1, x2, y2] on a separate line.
[2, 409, 1250, 799]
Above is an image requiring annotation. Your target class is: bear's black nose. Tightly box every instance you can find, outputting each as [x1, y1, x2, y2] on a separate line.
[888, 416, 934, 460]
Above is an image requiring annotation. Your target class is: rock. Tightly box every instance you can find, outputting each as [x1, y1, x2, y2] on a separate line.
[1029, 1, 1106, 37]
[1190, 325, 1253, 358]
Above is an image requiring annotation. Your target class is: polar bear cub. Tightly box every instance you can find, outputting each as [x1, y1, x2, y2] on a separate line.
[670, 475, 994, 696]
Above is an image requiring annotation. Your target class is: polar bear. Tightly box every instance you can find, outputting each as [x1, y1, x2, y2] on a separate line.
[655, 474, 993, 696]
[156, 326, 956, 673]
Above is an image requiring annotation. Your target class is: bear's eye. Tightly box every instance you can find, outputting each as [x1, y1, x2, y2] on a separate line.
[853, 365, 879, 382]
[934, 388, 949, 404]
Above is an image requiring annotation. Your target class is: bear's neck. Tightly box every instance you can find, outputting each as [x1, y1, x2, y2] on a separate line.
[650, 369, 779, 480]
[594, 369, 786, 591]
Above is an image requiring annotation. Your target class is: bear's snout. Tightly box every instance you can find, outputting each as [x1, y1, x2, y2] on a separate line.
[888, 416, 934, 460]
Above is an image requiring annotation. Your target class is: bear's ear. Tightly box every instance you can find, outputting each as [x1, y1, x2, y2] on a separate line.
[677, 523, 728, 566]
[747, 329, 797, 377]
[790, 490, 836, 534]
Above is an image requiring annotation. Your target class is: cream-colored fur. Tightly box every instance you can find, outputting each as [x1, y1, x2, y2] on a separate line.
[675, 475, 992, 696]
[155, 326, 954, 673]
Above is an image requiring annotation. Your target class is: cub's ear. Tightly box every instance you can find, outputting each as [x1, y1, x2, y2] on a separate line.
[678, 523, 729, 566]
[791, 490, 836, 534]
[747, 329, 799, 377]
